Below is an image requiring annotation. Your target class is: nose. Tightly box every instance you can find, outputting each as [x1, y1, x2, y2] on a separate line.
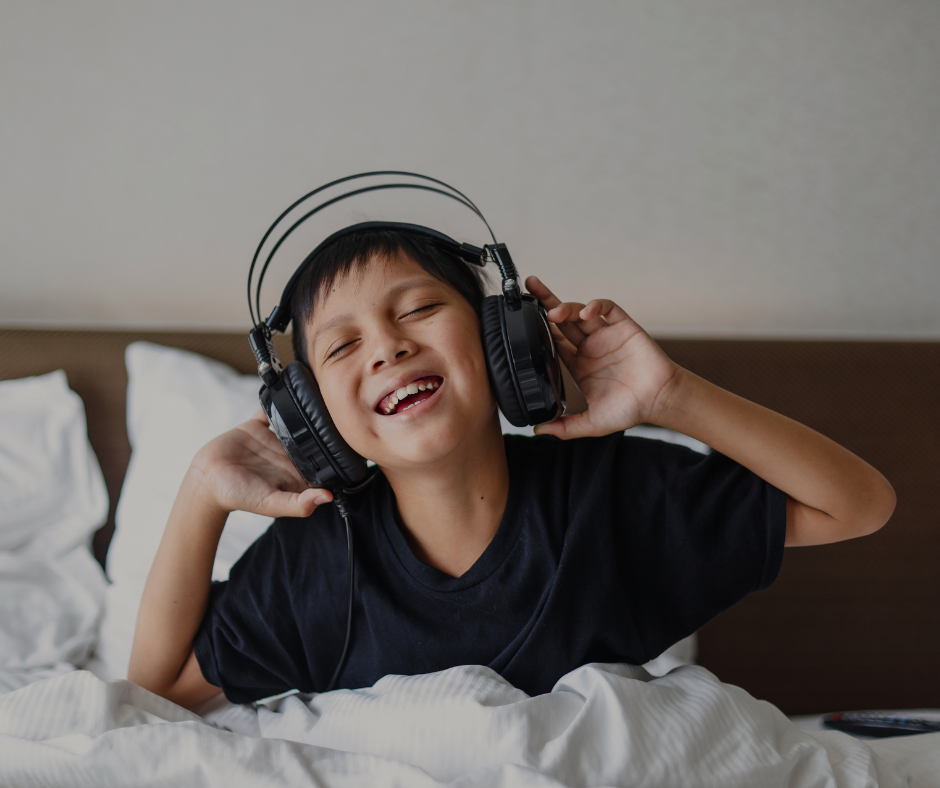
[368, 326, 417, 371]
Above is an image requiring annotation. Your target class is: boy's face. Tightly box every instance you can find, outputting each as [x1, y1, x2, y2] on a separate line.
[304, 251, 498, 472]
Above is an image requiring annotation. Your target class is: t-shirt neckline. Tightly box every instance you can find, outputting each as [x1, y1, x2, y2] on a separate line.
[378, 442, 524, 593]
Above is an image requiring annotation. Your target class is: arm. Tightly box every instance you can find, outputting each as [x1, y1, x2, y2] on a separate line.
[525, 277, 896, 547]
[127, 472, 228, 708]
[128, 411, 330, 709]
[654, 371, 896, 545]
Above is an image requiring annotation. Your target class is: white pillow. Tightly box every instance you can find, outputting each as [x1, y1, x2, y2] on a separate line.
[0, 548, 106, 670]
[97, 342, 699, 680]
[0, 370, 108, 557]
[105, 343, 269, 589]
[97, 343, 270, 679]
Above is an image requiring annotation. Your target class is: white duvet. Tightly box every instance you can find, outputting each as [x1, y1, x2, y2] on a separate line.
[1, 662, 938, 788]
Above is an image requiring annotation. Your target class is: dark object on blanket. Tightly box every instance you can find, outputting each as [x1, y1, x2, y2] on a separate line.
[823, 711, 940, 737]
[0, 328, 937, 716]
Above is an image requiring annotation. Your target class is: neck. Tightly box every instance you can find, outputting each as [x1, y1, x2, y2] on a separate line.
[382, 413, 509, 578]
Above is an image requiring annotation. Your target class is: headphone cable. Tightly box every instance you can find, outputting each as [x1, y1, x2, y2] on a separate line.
[324, 490, 354, 693]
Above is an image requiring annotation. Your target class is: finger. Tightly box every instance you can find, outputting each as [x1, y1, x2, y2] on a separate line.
[532, 413, 596, 441]
[566, 301, 617, 337]
[579, 299, 634, 326]
[249, 408, 282, 440]
[545, 301, 587, 324]
[549, 324, 578, 367]
[266, 487, 331, 518]
[307, 487, 333, 506]
[259, 442, 311, 488]
[527, 278, 588, 346]
[545, 301, 589, 346]
[524, 276, 562, 309]
[241, 423, 311, 485]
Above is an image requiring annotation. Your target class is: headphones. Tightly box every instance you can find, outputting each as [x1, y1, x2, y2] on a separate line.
[247, 171, 566, 494]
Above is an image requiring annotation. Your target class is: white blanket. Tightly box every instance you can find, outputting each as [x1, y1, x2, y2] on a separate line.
[2, 662, 938, 787]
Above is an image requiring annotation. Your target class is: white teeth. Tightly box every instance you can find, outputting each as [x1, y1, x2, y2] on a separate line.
[379, 378, 443, 414]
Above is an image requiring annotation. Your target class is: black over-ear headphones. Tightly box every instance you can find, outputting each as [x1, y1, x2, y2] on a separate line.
[247, 171, 566, 494]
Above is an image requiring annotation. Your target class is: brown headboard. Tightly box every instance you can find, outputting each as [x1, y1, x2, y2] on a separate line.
[1, 328, 937, 715]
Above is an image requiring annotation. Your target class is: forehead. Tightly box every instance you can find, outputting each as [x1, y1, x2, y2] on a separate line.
[311, 252, 442, 315]
[303, 253, 446, 343]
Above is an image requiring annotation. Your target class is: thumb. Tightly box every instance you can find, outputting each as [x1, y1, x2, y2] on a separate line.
[265, 487, 331, 518]
[533, 413, 594, 440]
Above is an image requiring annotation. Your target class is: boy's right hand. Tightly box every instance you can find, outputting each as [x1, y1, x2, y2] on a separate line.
[188, 409, 331, 519]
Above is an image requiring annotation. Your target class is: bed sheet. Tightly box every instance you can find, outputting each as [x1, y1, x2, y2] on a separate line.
[2, 661, 938, 787]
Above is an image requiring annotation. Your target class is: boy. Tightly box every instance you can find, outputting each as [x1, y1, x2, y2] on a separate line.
[128, 228, 896, 709]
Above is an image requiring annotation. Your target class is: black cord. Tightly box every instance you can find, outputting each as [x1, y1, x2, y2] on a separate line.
[324, 491, 354, 693]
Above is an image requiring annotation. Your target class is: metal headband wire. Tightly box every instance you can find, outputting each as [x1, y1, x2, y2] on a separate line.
[253, 184, 492, 327]
[247, 171, 499, 326]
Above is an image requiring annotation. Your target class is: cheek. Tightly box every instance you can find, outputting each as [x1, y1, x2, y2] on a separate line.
[317, 377, 368, 447]
[439, 319, 492, 398]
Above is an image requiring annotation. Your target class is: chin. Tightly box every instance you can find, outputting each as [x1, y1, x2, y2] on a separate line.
[374, 428, 466, 471]
[370, 409, 499, 472]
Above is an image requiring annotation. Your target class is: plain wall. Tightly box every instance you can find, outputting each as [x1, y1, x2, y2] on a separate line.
[2, 0, 938, 337]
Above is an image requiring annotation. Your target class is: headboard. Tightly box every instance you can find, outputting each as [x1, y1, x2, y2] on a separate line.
[1, 328, 937, 715]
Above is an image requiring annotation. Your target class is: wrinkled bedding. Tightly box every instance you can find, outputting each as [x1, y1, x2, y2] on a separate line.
[0, 545, 106, 698]
[2, 661, 938, 787]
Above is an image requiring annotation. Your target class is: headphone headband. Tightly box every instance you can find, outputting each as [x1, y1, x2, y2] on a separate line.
[248, 171, 501, 328]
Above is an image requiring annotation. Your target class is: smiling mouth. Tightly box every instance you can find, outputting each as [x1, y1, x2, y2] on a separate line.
[376, 376, 443, 415]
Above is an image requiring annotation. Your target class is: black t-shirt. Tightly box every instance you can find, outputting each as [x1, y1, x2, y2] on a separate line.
[194, 433, 786, 703]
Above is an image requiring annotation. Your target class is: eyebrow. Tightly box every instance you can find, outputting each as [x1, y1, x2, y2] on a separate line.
[310, 277, 441, 356]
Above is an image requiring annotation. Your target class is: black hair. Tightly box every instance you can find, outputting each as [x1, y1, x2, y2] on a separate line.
[290, 228, 490, 365]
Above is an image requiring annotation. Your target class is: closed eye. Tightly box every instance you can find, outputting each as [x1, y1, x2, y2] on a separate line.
[405, 303, 441, 318]
[326, 339, 357, 360]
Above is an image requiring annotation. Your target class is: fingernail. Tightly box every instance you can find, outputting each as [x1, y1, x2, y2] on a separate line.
[314, 494, 331, 505]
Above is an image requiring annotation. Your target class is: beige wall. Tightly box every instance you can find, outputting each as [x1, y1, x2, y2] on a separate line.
[2, 0, 938, 338]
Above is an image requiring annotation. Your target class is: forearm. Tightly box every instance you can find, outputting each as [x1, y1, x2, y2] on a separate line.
[128, 468, 228, 695]
[525, 277, 896, 543]
[655, 369, 896, 538]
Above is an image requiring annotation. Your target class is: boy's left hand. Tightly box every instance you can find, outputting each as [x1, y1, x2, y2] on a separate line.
[526, 276, 683, 440]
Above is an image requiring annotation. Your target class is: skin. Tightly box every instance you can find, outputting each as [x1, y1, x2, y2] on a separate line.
[128, 252, 896, 710]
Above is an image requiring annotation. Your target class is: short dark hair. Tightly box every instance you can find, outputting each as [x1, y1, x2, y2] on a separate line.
[290, 228, 490, 365]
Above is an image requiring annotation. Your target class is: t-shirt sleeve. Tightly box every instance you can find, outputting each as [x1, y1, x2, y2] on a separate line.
[607, 436, 787, 661]
[193, 523, 312, 704]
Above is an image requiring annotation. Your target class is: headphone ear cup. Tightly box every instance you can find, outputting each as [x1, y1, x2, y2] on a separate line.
[282, 361, 370, 488]
[480, 296, 529, 427]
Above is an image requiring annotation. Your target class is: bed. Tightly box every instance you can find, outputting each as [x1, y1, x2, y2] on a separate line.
[1, 327, 938, 786]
